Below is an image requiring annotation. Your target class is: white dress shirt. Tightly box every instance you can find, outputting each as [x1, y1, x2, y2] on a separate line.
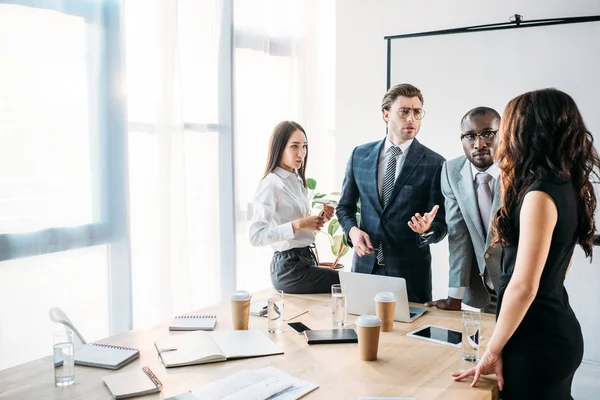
[249, 167, 315, 252]
[449, 162, 500, 299]
[377, 138, 413, 199]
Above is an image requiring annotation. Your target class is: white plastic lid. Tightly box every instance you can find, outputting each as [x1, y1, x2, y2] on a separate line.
[356, 315, 381, 327]
[374, 291, 397, 302]
[231, 290, 251, 300]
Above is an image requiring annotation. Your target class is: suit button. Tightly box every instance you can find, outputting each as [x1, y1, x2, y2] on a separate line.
[485, 253, 490, 259]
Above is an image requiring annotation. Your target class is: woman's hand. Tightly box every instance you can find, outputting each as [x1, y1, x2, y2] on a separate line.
[321, 204, 335, 222]
[452, 349, 504, 391]
[292, 215, 325, 232]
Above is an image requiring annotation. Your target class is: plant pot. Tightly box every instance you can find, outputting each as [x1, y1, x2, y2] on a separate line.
[319, 262, 345, 270]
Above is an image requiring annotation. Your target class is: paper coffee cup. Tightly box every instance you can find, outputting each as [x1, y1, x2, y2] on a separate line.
[231, 290, 251, 330]
[374, 292, 396, 332]
[356, 315, 381, 361]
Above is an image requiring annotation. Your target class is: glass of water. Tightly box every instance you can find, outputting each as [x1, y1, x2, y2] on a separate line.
[267, 290, 284, 333]
[461, 311, 481, 362]
[331, 284, 347, 326]
[53, 330, 75, 387]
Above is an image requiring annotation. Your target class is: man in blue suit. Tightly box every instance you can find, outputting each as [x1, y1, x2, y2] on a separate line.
[336, 83, 447, 303]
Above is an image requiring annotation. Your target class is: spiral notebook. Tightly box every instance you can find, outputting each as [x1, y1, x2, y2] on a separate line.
[169, 314, 217, 331]
[75, 343, 140, 370]
[103, 366, 163, 399]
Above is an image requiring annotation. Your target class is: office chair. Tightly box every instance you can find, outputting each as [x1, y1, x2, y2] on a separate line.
[49, 307, 86, 345]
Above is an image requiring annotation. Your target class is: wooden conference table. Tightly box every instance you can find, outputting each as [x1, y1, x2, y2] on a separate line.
[0, 291, 498, 400]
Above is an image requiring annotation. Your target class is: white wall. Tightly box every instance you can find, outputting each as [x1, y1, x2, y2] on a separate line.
[336, 0, 600, 364]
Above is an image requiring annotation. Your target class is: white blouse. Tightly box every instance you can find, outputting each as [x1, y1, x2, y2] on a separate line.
[249, 167, 315, 251]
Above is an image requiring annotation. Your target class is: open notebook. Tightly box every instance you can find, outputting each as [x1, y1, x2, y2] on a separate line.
[154, 330, 283, 368]
[75, 343, 140, 370]
[103, 366, 163, 399]
[169, 314, 217, 331]
[165, 366, 318, 400]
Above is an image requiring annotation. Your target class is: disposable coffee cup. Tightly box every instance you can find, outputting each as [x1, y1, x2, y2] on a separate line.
[231, 290, 251, 330]
[356, 315, 381, 361]
[374, 291, 396, 332]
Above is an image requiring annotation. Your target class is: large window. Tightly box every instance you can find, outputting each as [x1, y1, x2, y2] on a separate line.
[0, 0, 129, 370]
[0, 6, 96, 234]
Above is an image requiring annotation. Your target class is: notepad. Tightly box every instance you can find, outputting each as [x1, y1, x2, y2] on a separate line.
[165, 366, 318, 400]
[154, 330, 283, 368]
[303, 329, 358, 344]
[169, 314, 217, 331]
[103, 366, 163, 399]
[75, 343, 140, 370]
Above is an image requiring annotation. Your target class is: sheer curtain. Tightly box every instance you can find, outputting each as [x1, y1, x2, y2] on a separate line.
[0, 0, 124, 370]
[125, 0, 223, 328]
[234, 0, 337, 291]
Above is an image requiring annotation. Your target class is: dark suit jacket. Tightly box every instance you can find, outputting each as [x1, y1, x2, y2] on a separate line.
[336, 138, 447, 303]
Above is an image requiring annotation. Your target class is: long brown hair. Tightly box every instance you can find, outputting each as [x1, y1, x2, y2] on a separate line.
[492, 88, 600, 258]
[261, 121, 308, 186]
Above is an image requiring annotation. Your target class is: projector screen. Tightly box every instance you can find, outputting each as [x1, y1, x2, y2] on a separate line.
[389, 20, 600, 364]
[390, 21, 600, 161]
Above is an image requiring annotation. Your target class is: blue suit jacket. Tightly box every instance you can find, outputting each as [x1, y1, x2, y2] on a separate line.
[336, 138, 447, 303]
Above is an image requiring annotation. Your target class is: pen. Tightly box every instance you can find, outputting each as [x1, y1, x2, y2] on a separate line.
[158, 348, 178, 353]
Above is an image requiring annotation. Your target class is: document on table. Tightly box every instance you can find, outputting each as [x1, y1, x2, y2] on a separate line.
[165, 366, 317, 400]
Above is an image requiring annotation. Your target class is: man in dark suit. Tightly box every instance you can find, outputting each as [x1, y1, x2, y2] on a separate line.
[336, 83, 447, 303]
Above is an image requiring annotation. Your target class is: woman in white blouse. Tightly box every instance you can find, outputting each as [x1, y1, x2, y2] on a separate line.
[249, 121, 340, 293]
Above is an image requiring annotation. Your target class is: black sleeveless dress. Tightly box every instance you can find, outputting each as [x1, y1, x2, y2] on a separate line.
[498, 180, 584, 400]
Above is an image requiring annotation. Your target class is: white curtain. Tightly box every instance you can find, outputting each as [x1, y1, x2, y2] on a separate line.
[234, 0, 337, 291]
[0, 0, 118, 370]
[125, 0, 222, 328]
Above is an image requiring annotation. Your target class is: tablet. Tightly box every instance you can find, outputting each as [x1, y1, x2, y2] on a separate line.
[406, 325, 462, 348]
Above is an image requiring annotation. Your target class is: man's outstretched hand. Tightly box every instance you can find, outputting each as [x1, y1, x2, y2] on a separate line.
[425, 296, 462, 311]
[408, 205, 439, 234]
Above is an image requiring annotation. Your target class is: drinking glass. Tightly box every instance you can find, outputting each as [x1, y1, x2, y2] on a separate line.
[267, 290, 284, 333]
[461, 311, 481, 362]
[53, 330, 75, 387]
[331, 284, 347, 326]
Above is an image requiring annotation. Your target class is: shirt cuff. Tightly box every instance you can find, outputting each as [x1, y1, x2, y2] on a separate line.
[281, 222, 296, 240]
[419, 230, 434, 239]
[448, 287, 465, 299]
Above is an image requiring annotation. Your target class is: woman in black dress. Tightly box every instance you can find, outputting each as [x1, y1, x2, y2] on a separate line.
[453, 88, 600, 399]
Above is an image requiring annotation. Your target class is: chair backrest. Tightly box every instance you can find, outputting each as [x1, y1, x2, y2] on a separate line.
[49, 307, 86, 345]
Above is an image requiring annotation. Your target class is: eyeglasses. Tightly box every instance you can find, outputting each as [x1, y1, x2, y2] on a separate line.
[460, 130, 498, 145]
[397, 107, 426, 120]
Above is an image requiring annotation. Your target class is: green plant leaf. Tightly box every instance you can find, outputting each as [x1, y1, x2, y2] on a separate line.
[330, 191, 341, 196]
[328, 219, 340, 237]
[313, 193, 326, 199]
[306, 178, 317, 190]
[331, 235, 347, 256]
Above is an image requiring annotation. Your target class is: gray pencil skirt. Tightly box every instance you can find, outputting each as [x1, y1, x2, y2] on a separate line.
[270, 246, 340, 294]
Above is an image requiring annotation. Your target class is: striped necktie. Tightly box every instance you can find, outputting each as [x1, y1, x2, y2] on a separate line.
[377, 146, 401, 264]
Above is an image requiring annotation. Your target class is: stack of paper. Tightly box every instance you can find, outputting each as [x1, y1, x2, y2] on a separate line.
[165, 366, 318, 400]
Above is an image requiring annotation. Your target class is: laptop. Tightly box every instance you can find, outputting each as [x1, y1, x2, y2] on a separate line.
[338, 271, 427, 323]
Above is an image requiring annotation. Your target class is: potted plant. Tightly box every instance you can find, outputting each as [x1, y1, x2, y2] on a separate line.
[307, 178, 359, 269]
